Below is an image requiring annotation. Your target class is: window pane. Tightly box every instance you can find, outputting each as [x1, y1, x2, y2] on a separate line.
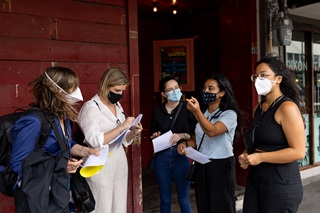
[313, 33, 320, 163]
[285, 30, 310, 167]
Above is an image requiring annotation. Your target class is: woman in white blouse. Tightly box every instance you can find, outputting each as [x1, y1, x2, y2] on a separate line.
[78, 67, 143, 213]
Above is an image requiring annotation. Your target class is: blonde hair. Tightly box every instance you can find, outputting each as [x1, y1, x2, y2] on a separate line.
[29, 66, 79, 121]
[99, 67, 129, 97]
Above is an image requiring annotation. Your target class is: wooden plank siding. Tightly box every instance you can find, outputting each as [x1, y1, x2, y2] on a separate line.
[0, 0, 129, 111]
[0, 0, 142, 212]
[127, 0, 142, 212]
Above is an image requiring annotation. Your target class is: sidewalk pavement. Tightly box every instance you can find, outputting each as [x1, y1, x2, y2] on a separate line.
[236, 173, 320, 213]
[142, 167, 320, 213]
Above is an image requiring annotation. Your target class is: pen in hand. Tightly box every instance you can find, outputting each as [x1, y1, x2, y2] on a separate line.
[122, 111, 129, 117]
[64, 155, 84, 168]
[116, 103, 129, 117]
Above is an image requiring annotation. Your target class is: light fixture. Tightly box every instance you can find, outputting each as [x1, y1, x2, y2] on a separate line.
[151, 0, 178, 15]
[152, 1, 158, 13]
[171, 3, 178, 15]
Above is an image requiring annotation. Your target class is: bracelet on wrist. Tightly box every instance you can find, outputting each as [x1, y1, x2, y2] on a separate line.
[185, 141, 189, 147]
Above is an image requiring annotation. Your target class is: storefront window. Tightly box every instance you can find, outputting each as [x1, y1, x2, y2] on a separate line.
[285, 30, 310, 167]
[313, 33, 320, 163]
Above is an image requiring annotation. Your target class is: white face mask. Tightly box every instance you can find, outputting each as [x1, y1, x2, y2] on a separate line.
[45, 72, 83, 103]
[67, 87, 83, 103]
[254, 77, 276, 96]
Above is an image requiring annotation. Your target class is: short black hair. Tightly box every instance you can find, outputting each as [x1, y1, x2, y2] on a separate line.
[159, 76, 177, 92]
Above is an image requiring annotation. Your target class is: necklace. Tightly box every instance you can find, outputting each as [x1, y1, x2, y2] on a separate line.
[272, 95, 284, 107]
[261, 95, 284, 115]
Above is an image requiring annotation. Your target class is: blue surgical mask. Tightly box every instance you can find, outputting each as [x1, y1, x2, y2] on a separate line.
[167, 88, 182, 102]
[202, 91, 219, 104]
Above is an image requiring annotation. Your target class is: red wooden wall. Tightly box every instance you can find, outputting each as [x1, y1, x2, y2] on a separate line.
[0, 0, 143, 212]
[219, 0, 257, 186]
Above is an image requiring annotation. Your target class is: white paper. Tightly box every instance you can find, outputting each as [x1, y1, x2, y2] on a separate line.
[131, 114, 143, 128]
[116, 129, 128, 148]
[184, 147, 211, 164]
[83, 145, 109, 167]
[152, 130, 174, 153]
[109, 128, 129, 146]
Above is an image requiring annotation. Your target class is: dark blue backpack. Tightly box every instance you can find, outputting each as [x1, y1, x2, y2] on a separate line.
[0, 107, 51, 197]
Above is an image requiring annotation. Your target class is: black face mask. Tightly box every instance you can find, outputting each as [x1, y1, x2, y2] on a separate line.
[108, 91, 123, 104]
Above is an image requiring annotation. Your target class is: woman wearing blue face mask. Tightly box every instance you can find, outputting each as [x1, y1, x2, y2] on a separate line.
[178, 74, 245, 213]
[150, 76, 196, 213]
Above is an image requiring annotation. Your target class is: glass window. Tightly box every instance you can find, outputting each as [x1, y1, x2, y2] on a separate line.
[285, 30, 310, 167]
[313, 33, 320, 163]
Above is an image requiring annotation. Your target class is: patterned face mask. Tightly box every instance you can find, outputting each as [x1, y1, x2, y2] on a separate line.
[202, 91, 220, 104]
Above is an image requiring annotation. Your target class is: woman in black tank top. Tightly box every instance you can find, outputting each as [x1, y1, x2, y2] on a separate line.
[238, 54, 306, 213]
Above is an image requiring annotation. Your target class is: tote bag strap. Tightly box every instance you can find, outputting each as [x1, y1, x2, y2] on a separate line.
[197, 110, 222, 151]
[170, 102, 183, 130]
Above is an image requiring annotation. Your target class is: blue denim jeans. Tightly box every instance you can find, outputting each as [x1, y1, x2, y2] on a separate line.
[154, 146, 192, 213]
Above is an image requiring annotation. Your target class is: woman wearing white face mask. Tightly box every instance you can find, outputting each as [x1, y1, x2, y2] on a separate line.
[238, 54, 306, 213]
[150, 76, 196, 213]
[11, 67, 99, 212]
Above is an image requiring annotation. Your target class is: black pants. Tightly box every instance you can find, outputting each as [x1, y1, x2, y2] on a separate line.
[243, 161, 303, 213]
[194, 156, 236, 213]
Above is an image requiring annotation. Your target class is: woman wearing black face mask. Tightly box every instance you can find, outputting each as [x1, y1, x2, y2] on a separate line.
[78, 67, 143, 213]
[178, 74, 245, 213]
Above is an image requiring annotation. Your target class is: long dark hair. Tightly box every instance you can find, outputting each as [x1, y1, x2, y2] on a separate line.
[255, 54, 305, 115]
[208, 74, 246, 140]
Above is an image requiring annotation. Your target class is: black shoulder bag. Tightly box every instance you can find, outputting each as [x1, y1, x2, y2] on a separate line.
[186, 110, 222, 182]
[60, 119, 96, 213]
[16, 114, 70, 213]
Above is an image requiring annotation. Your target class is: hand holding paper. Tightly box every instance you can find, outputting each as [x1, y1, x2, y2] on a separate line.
[184, 147, 211, 164]
[80, 145, 109, 178]
[152, 130, 174, 153]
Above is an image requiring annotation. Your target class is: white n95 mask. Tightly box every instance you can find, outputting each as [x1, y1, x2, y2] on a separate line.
[254, 77, 274, 96]
[45, 72, 83, 103]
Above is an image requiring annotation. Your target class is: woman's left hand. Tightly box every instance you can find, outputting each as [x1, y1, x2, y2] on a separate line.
[82, 147, 100, 157]
[169, 133, 184, 145]
[71, 145, 100, 157]
[246, 153, 262, 166]
[131, 122, 143, 137]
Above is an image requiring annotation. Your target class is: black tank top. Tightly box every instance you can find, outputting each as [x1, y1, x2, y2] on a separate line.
[253, 96, 292, 152]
